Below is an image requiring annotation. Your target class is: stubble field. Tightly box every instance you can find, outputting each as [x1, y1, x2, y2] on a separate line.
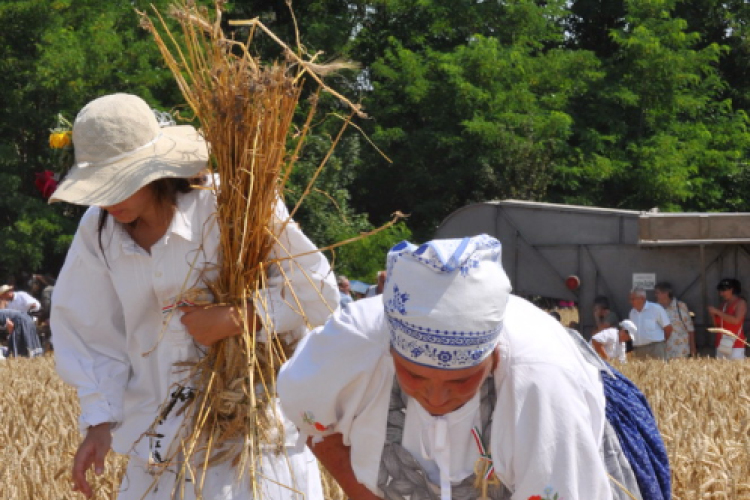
[1, 355, 748, 499]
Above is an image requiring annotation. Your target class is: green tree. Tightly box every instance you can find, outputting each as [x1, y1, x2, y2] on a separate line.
[226, 1, 404, 275]
[0, 0, 382, 279]
[347, 0, 600, 238]
[0, 0, 204, 278]
[558, 0, 750, 211]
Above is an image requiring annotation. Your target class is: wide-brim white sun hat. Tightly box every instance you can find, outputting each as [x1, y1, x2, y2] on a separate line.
[49, 93, 209, 207]
[384, 234, 512, 370]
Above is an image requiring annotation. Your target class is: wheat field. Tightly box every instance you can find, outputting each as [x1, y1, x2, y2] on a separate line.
[1, 355, 748, 499]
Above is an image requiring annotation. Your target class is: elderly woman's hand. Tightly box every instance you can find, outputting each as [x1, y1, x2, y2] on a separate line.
[179, 304, 254, 346]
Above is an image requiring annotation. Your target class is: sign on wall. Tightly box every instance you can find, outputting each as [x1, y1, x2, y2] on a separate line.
[632, 273, 657, 290]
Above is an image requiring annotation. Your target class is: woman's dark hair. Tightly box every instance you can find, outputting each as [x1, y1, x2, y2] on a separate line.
[654, 281, 674, 299]
[593, 295, 610, 309]
[717, 278, 742, 295]
[97, 177, 196, 259]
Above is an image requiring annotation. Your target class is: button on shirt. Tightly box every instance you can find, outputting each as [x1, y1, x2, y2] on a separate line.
[51, 189, 338, 461]
[629, 301, 671, 346]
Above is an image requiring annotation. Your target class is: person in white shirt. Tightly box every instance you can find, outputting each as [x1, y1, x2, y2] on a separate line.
[365, 270, 386, 298]
[279, 235, 669, 500]
[49, 94, 338, 500]
[629, 288, 673, 360]
[0, 308, 43, 357]
[0, 285, 41, 314]
[592, 320, 636, 363]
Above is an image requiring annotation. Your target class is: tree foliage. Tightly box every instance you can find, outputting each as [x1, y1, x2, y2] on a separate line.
[0, 0, 382, 280]
[558, 0, 750, 212]
[338, 0, 750, 237]
[4, 0, 750, 278]
[0, 0, 190, 279]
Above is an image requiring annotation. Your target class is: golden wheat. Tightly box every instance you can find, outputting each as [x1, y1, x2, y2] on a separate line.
[2, 355, 748, 499]
[619, 358, 750, 500]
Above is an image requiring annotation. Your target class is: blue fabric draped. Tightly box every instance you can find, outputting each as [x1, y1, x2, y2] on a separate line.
[603, 365, 671, 500]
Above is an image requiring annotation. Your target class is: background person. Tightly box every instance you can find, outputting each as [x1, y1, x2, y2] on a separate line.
[0, 308, 43, 357]
[336, 275, 353, 309]
[591, 320, 635, 363]
[593, 295, 619, 334]
[0, 284, 41, 315]
[629, 287, 673, 360]
[708, 278, 746, 360]
[654, 282, 696, 359]
[365, 270, 386, 298]
[50, 93, 338, 499]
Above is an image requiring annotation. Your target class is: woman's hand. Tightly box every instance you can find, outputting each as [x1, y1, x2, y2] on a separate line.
[179, 304, 257, 346]
[72, 422, 112, 498]
[707, 305, 721, 316]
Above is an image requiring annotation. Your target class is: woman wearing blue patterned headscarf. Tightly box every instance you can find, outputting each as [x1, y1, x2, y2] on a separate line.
[279, 234, 670, 500]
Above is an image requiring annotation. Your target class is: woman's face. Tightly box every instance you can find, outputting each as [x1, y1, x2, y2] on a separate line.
[718, 288, 735, 301]
[654, 289, 670, 306]
[100, 186, 157, 224]
[391, 347, 498, 416]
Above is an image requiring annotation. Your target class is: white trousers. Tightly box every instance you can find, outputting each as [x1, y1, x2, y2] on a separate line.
[117, 440, 323, 500]
[716, 347, 746, 360]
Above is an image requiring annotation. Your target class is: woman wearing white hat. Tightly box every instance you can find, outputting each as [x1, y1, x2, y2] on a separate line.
[591, 320, 636, 363]
[50, 93, 338, 499]
[278, 235, 671, 500]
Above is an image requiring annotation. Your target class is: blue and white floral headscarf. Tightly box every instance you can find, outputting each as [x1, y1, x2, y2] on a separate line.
[384, 234, 511, 369]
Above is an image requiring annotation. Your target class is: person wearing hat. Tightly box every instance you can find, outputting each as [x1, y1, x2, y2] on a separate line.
[591, 320, 636, 363]
[278, 235, 670, 500]
[708, 278, 746, 360]
[49, 93, 339, 499]
[0, 284, 41, 315]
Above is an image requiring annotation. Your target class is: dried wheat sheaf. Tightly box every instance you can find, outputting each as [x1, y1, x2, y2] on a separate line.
[135, 0, 367, 495]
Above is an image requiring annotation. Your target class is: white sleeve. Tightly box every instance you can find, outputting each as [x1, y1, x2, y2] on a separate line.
[277, 299, 391, 441]
[493, 364, 612, 500]
[254, 200, 338, 335]
[51, 210, 130, 433]
[591, 328, 614, 346]
[19, 292, 41, 313]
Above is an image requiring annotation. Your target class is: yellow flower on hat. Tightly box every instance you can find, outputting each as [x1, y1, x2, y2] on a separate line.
[49, 131, 72, 149]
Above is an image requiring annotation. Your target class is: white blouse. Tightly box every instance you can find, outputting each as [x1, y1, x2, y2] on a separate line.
[591, 327, 628, 363]
[278, 295, 613, 500]
[52, 188, 338, 461]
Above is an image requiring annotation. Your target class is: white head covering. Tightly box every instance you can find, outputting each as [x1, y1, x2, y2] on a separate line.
[384, 234, 512, 369]
[49, 93, 208, 206]
[619, 319, 638, 339]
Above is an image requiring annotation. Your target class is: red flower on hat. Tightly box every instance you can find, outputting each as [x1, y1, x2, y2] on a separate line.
[528, 496, 543, 500]
[35, 170, 58, 199]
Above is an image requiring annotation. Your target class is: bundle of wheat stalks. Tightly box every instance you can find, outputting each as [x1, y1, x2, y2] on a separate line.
[136, 0, 363, 490]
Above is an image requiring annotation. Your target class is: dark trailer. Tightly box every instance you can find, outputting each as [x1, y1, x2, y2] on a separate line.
[435, 200, 750, 353]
